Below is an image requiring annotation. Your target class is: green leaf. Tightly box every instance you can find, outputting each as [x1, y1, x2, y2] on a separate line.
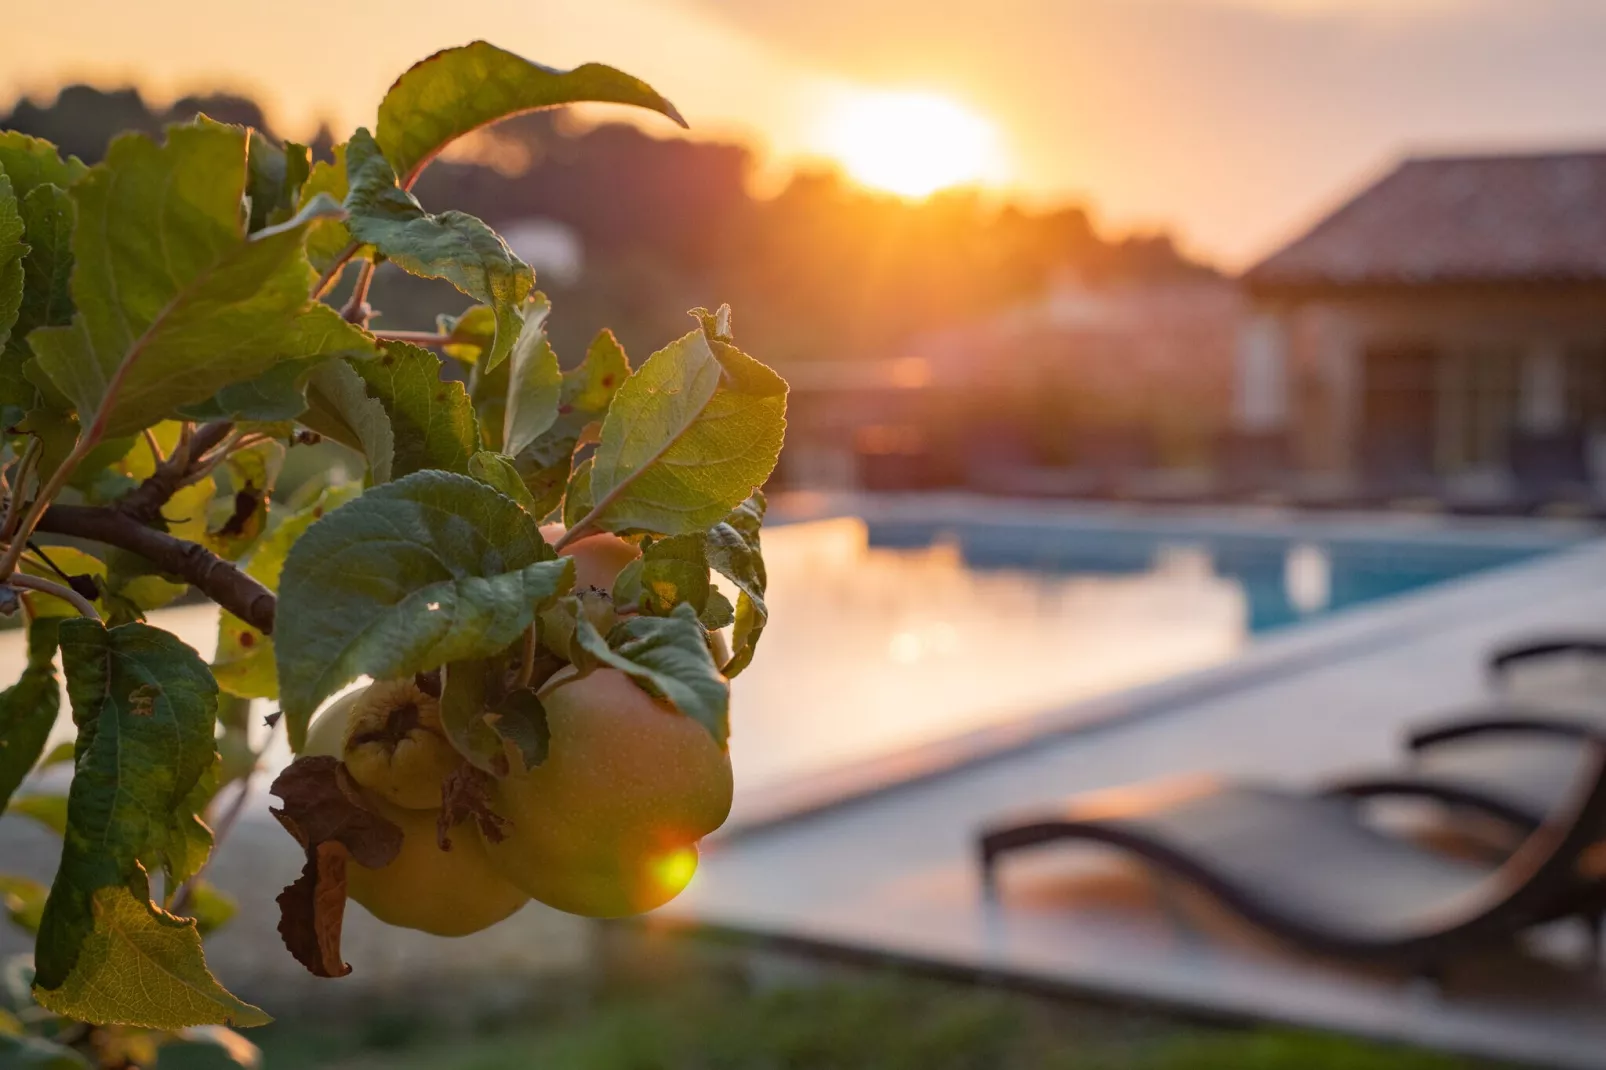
[245, 131, 310, 232]
[146, 761, 218, 888]
[438, 303, 497, 364]
[0, 617, 60, 813]
[490, 688, 550, 772]
[582, 325, 786, 536]
[438, 656, 503, 773]
[502, 294, 561, 457]
[705, 493, 769, 676]
[558, 329, 630, 436]
[573, 604, 728, 746]
[468, 450, 537, 512]
[175, 358, 322, 423]
[33, 884, 269, 1029]
[0, 873, 49, 935]
[375, 40, 686, 187]
[562, 455, 593, 529]
[355, 341, 479, 477]
[274, 470, 574, 749]
[701, 588, 736, 631]
[34, 621, 215, 958]
[297, 141, 353, 275]
[511, 327, 628, 520]
[0, 167, 25, 352]
[12, 183, 76, 346]
[6, 794, 68, 837]
[29, 121, 375, 437]
[0, 133, 88, 197]
[33, 620, 261, 1028]
[0, 1032, 93, 1069]
[211, 619, 274, 701]
[634, 534, 711, 616]
[212, 483, 360, 701]
[344, 129, 533, 371]
[301, 359, 394, 484]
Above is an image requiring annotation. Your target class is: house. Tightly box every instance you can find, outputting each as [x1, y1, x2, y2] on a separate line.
[1238, 151, 1606, 502]
[776, 275, 1245, 492]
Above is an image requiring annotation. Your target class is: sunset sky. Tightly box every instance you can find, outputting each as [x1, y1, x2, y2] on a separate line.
[7, 0, 1606, 267]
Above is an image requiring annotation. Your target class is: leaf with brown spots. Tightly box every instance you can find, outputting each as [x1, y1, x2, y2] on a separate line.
[127, 683, 159, 717]
[354, 340, 480, 478]
[268, 756, 403, 978]
[204, 439, 285, 561]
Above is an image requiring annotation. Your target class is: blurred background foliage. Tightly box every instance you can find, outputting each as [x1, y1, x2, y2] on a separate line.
[0, 84, 1213, 373]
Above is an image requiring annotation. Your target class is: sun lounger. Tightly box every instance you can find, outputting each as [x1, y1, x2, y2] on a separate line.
[977, 740, 1606, 970]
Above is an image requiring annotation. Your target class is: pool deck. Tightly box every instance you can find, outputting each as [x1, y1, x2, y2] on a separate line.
[664, 506, 1606, 1069]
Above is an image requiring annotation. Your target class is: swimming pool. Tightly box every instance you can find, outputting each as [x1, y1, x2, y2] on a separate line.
[726, 504, 1581, 794]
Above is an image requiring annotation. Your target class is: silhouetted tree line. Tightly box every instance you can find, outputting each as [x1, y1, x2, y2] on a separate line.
[3, 85, 1215, 368]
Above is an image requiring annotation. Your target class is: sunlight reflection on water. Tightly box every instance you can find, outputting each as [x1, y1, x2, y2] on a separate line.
[726, 517, 1249, 792]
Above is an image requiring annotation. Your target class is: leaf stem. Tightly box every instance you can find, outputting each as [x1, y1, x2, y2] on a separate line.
[551, 522, 595, 553]
[513, 625, 537, 690]
[312, 241, 362, 300]
[1, 438, 41, 541]
[141, 427, 166, 465]
[9, 574, 101, 621]
[371, 329, 448, 346]
[0, 432, 96, 580]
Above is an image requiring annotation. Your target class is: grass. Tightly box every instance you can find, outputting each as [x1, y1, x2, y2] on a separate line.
[246, 967, 1501, 1070]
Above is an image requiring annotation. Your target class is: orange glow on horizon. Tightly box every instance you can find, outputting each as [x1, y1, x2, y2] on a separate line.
[817, 90, 1007, 199]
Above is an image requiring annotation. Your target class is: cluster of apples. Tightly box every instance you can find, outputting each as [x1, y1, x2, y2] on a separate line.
[303, 530, 732, 932]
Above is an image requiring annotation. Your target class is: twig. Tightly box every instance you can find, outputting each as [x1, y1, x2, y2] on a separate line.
[177, 429, 247, 488]
[141, 427, 166, 465]
[170, 776, 255, 916]
[36, 504, 276, 634]
[9, 574, 101, 621]
[311, 241, 361, 300]
[115, 420, 233, 524]
[341, 260, 376, 325]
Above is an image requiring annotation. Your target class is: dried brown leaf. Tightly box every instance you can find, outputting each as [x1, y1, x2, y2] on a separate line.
[268, 756, 404, 978]
[436, 765, 509, 850]
[269, 755, 403, 867]
[275, 840, 352, 978]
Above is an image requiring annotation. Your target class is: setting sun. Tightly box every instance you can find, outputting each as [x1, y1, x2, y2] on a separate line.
[819, 90, 1006, 198]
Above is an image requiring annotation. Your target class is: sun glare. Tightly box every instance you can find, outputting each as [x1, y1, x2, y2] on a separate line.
[820, 91, 1006, 198]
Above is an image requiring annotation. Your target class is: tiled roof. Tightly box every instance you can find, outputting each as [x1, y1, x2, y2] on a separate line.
[1245, 151, 1606, 289]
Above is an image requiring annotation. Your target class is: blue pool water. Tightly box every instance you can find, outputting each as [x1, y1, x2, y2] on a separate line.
[726, 508, 1581, 792]
[861, 517, 1566, 634]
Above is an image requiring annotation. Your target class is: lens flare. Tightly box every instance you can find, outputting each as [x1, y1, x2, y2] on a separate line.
[649, 845, 700, 899]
